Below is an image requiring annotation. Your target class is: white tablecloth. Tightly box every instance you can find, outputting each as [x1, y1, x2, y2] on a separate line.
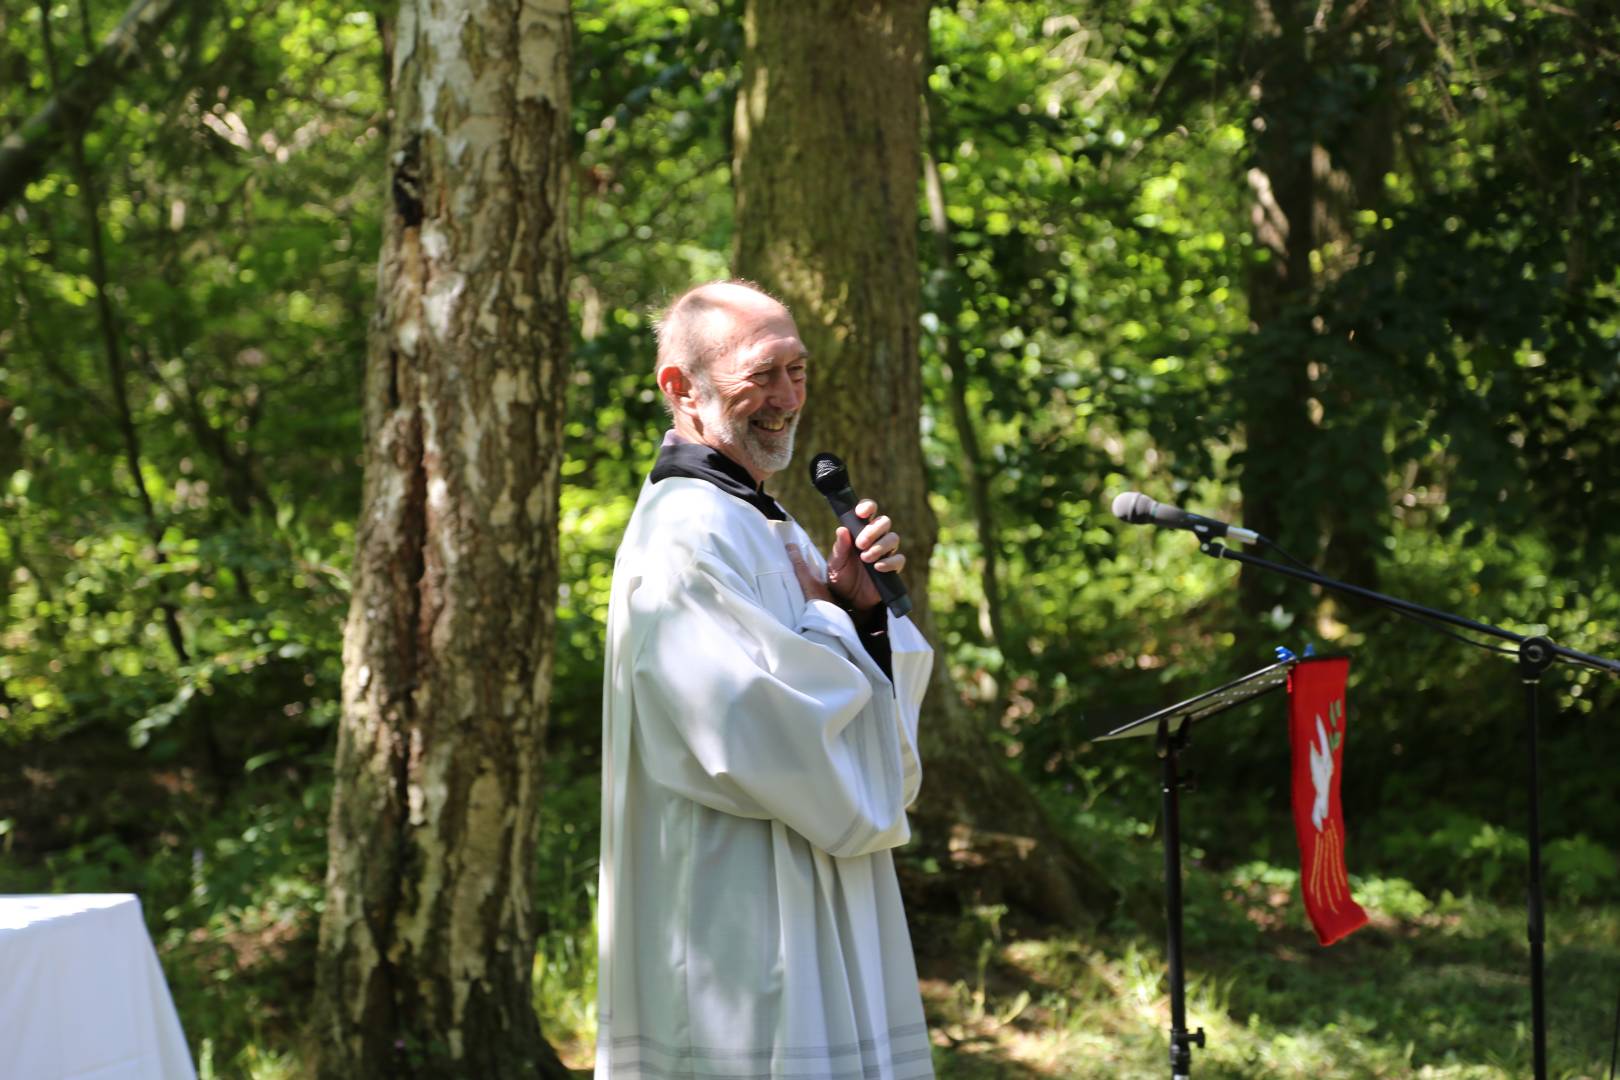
[0, 894, 196, 1080]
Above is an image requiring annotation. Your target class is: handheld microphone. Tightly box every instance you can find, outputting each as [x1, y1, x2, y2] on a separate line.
[808, 453, 913, 618]
[1110, 491, 1260, 545]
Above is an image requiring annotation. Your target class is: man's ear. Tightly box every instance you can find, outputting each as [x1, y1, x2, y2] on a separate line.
[657, 364, 699, 418]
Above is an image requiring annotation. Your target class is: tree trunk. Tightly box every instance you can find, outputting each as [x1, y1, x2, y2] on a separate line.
[1241, 0, 1399, 614]
[312, 1, 572, 1077]
[1313, 0, 1397, 598]
[1239, 0, 1319, 613]
[733, 0, 1114, 924]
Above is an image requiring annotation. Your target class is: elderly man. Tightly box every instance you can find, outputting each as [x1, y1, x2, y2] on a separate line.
[595, 280, 936, 1080]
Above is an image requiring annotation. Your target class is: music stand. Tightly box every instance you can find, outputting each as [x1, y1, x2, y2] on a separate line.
[1093, 657, 1301, 1079]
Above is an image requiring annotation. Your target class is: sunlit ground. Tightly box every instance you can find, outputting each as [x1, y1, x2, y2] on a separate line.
[543, 867, 1620, 1079]
[907, 873, 1620, 1080]
[19, 785, 1611, 1080]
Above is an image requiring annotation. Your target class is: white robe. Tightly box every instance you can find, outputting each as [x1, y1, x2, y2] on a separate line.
[595, 473, 935, 1080]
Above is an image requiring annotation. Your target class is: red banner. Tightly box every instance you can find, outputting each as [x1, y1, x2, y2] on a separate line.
[1288, 657, 1368, 946]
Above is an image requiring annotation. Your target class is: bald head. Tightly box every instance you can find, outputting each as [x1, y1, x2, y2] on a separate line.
[654, 280, 790, 390]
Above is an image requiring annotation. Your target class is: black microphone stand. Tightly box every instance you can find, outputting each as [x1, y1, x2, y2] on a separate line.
[1093, 658, 1300, 1079]
[1158, 716, 1201, 1080]
[1197, 537, 1620, 1080]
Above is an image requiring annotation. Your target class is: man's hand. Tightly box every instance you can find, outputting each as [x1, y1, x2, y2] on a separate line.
[826, 499, 904, 613]
[786, 543, 834, 607]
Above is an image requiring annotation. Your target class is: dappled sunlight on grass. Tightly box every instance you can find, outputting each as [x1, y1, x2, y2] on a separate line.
[10, 733, 1613, 1079]
[915, 864, 1620, 1079]
[535, 938, 598, 1071]
[195, 1039, 305, 1080]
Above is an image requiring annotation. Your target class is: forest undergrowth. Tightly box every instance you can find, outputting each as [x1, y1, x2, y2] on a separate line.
[5, 748, 1617, 1079]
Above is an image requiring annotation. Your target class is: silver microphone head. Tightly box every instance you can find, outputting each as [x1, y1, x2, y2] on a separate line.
[1110, 491, 1157, 525]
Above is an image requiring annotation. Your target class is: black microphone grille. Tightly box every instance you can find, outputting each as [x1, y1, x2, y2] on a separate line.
[809, 453, 849, 493]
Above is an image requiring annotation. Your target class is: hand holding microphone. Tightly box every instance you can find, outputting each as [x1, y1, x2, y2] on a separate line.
[809, 453, 913, 617]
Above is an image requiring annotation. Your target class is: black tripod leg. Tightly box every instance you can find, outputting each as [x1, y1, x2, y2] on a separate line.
[1522, 637, 1554, 1080]
[1159, 725, 1204, 1079]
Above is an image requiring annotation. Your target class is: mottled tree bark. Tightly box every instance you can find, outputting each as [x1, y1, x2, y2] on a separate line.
[734, 0, 1114, 923]
[312, 1, 572, 1077]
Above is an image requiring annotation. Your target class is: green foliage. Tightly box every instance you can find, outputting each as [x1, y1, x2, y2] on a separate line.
[2, 0, 376, 1068]
[1544, 835, 1620, 906]
[0, 759, 329, 1074]
[529, 757, 602, 1055]
[567, 0, 739, 504]
[1, 0, 377, 796]
[4, 0, 1620, 1073]
[1384, 812, 1620, 906]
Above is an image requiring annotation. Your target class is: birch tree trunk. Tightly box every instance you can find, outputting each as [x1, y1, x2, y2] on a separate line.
[734, 0, 1114, 923]
[312, 1, 572, 1076]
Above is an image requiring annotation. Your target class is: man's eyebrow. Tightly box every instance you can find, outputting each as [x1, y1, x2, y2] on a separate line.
[749, 352, 810, 373]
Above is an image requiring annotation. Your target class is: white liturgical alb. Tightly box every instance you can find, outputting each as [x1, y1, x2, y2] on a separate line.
[596, 471, 935, 1079]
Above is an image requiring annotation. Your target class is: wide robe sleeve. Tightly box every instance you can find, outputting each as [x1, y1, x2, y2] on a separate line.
[628, 549, 922, 858]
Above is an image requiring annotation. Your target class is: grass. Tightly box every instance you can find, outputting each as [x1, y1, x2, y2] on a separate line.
[909, 865, 1620, 1080]
[530, 843, 1620, 1079]
[7, 760, 1618, 1079]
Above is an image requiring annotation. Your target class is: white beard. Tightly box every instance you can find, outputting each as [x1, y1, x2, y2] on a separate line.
[700, 398, 799, 477]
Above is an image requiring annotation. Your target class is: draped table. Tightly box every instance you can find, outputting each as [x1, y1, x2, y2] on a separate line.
[0, 894, 196, 1080]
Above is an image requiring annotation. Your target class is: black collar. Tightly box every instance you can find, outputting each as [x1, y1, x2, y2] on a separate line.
[650, 440, 787, 521]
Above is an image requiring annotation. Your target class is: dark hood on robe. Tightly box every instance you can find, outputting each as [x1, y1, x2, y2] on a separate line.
[650, 437, 787, 522]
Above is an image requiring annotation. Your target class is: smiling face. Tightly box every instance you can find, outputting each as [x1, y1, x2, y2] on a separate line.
[694, 305, 807, 479]
[658, 283, 809, 483]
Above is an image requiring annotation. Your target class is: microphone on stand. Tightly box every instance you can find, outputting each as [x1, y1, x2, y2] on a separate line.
[809, 453, 913, 618]
[1111, 491, 1260, 545]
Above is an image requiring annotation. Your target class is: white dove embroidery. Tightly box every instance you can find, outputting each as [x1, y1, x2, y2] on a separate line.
[1309, 715, 1333, 831]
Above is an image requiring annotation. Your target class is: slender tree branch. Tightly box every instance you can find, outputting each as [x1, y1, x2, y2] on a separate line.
[129, 336, 277, 521]
[573, 155, 726, 266]
[7, 263, 121, 425]
[0, 0, 191, 210]
[922, 97, 1012, 660]
[39, 0, 190, 666]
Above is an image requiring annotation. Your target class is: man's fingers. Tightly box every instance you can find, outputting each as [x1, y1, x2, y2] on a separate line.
[785, 542, 814, 582]
[860, 529, 899, 562]
[855, 498, 877, 520]
[872, 552, 906, 574]
[784, 540, 835, 608]
[855, 515, 892, 552]
[786, 541, 834, 603]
